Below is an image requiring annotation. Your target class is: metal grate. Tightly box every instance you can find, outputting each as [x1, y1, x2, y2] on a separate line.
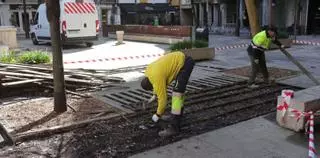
[96, 74, 246, 112]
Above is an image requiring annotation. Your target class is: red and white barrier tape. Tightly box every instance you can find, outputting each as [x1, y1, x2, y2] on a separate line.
[308, 112, 316, 158]
[290, 110, 317, 158]
[277, 90, 318, 158]
[63, 40, 320, 65]
[63, 53, 163, 64]
[293, 40, 320, 46]
[215, 44, 249, 51]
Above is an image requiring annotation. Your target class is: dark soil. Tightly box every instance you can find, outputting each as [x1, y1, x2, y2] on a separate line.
[223, 66, 300, 79]
[60, 82, 301, 158]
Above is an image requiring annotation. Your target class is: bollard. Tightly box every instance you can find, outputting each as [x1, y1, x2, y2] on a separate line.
[116, 31, 124, 45]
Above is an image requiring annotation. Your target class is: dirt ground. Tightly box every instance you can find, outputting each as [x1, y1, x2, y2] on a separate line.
[0, 82, 301, 158]
[0, 95, 119, 134]
[223, 66, 300, 80]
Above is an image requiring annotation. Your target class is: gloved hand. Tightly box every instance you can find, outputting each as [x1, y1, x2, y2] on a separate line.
[147, 95, 157, 104]
[152, 113, 160, 123]
[142, 95, 157, 110]
[280, 45, 285, 49]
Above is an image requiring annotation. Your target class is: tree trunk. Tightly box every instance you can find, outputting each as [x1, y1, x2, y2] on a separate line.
[244, 0, 260, 36]
[46, 1, 67, 113]
[23, 0, 30, 39]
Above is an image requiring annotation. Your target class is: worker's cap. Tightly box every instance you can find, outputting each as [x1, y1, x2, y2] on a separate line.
[141, 77, 153, 91]
[268, 26, 278, 34]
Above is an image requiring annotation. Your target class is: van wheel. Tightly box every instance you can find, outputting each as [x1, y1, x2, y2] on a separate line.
[86, 42, 93, 47]
[31, 34, 39, 45]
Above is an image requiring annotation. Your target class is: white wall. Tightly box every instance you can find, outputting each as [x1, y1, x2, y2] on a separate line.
[0, 5, 12, 26]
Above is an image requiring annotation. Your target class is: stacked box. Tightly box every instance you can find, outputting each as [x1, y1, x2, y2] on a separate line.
[276, 86, 320, 132]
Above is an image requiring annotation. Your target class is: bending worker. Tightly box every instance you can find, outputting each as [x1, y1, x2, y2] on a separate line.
[140, 51, 194, 137]
[247, 27, 284, 88]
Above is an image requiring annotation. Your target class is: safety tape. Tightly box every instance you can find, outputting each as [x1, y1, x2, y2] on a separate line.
[214, 40, 320, 51]
[63, 40, 320, 65]
[290, 110, 317, 158]
[277, 90, 318, 158]
[215, 44, 249, 51]
[292, 40, 320, 46]
[63, 53, 164, 64]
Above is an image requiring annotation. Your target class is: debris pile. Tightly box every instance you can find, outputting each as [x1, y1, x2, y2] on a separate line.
[0, 63, 126, 97]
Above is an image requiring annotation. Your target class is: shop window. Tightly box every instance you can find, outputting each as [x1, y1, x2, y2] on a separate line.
[32, 12, 36, 19]
[101, 9, 107, 23]
[32, 12, 38, 25]
[9, 12, 19, 27]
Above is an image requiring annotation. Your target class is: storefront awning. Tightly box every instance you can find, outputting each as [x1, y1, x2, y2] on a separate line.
[120, 4, 178, 14]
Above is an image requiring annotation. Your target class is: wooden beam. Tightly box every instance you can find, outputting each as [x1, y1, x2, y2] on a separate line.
[13, 113, 121, 143]
[0, 71, 103, 85]
[244, 0, 261, 36]
[2, 79, 46, 87]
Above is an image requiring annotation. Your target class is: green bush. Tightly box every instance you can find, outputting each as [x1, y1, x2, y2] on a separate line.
[193, 40, 208, 48]
[0, 51, 17, 64]
[169, 40, 193, 51]
[169, 40, 208, 51]
[18, 51, 51, 64]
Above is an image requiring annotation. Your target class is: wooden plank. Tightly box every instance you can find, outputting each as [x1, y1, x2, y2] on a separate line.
[196, 79, 220, 86]
[0, 63, 52, 71]
[210, 75, 239, 82]
[111, 93, 139, 103]
[203, 77, 232, 84]
[128, 90, 152, 98]
[0, 71, 103, 85]
[96, 95, 133, 113]
[6, 68, 51, 76]
[13, 113, 120, 143]
[124, 91, 149, 101]
[136, 89, 153, 96]
[43, 85, 91, 98]
[2, 79, 46, 87]
[105, 94, 132, 105]
[186, 84, 203, 90]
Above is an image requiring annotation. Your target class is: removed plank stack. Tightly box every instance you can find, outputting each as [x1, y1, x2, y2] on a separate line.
[0, 63, 126, 97]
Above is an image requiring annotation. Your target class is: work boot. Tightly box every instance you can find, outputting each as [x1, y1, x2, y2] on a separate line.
[248, 83, 259, 88]
[158, 124, 178, 137]
[264, 78, 276, 85]
[158, 114, 181, 137]
[160, 114, 173, 122]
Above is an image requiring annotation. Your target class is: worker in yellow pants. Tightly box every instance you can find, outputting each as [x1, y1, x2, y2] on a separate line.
[141, 51, 194, 137]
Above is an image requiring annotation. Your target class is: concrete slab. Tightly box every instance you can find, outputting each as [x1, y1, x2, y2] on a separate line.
[277, 75, 320, 88]
[130, 113, 319, 158]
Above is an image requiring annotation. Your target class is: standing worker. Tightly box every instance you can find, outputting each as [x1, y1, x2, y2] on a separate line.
[247, 27, 284, 88]
[140, 51, 195, 137]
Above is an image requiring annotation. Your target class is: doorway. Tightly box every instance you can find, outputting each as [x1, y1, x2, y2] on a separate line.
[307, 0, 320, 34]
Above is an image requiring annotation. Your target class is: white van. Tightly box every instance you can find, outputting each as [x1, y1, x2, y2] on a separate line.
[30, 0, 99, 47]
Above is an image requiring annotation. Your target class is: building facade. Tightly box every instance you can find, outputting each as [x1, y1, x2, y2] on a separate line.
[118, 0, 179, 25]
[185, 0, 320, 35]
[95, 0, 120, 26]
[0, 0, 39, 34]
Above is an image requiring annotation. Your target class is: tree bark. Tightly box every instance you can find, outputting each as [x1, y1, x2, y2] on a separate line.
[244, 0, 260, 36]
[46, 1, 67, 113]
[23, 0, 30, 39]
